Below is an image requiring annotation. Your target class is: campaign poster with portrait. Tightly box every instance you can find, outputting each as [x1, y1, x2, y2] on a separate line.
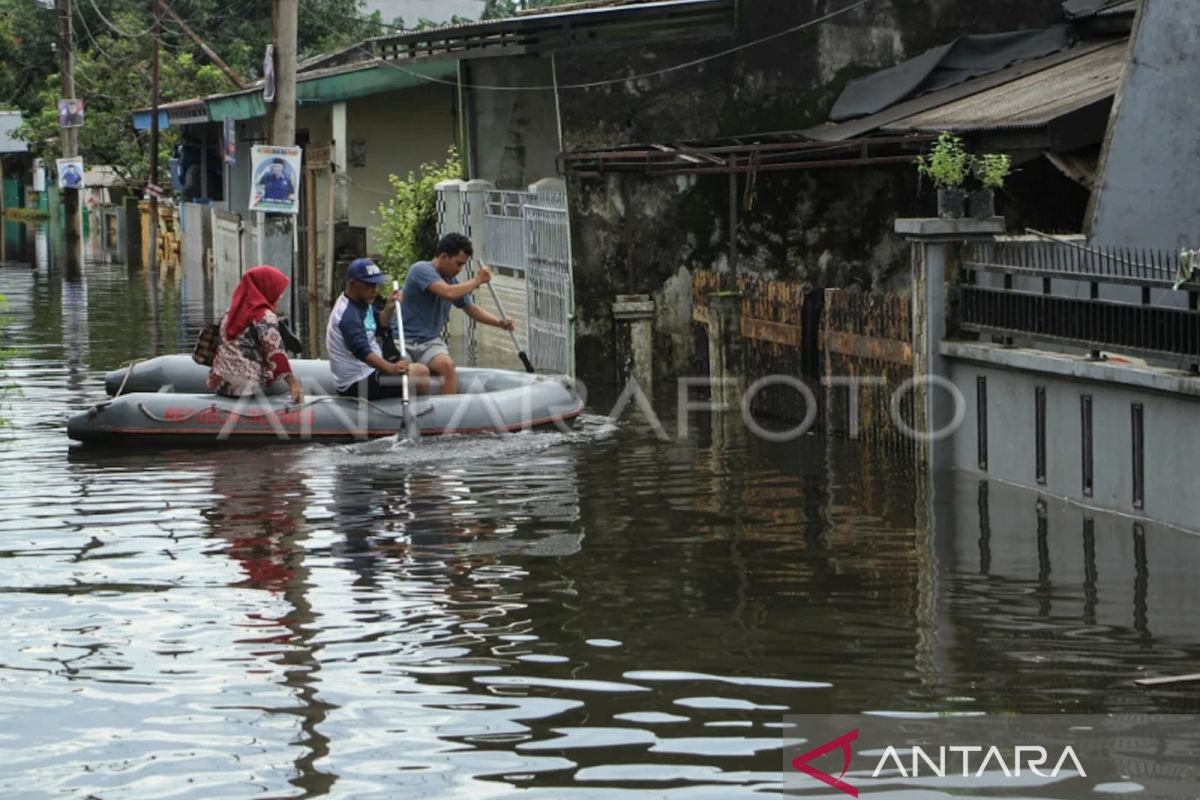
[56, 156, 85, 190]
[58, 99, 84, 129]
[249, 145, 301, 215]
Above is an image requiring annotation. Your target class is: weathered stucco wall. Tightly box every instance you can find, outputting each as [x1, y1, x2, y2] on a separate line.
[465, 56, 560, 189]
[467, 0, 1067, 384]
[1088, 0, 1200, 249]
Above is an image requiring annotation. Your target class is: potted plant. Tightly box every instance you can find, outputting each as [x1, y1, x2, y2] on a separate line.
[969, 153, 1011, 218]
[915, 131, 969, 219]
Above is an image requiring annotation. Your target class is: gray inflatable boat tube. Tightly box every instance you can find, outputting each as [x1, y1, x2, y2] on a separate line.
[70, 356, 584, 445]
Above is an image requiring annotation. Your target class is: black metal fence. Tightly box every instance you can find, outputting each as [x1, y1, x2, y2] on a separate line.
[961, 238, 1200, 367]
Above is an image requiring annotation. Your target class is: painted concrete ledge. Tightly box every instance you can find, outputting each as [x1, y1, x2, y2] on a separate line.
[895, 217, 1007, 239]
[941, 340, 1200, 398]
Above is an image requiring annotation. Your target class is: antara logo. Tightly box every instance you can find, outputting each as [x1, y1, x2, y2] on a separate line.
[790, 729, 1088, 797]
[791, 729, 860, 797]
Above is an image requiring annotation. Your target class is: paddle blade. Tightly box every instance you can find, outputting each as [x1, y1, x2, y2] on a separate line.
[399, 404, 421, 444]
[518, 351, 535, 373]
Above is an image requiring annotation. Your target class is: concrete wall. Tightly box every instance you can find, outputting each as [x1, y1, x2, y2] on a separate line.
[943, 344, 1200, 530]
[465, 56, 560, 189]
[931, 471, 1200, 667]
[1088, 0, 1200, 249]
[345, 82, 458, 253]
[543, 0, 1067, 384]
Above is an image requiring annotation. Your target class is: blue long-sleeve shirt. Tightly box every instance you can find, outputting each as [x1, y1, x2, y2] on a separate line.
[325, 293, 381, 391]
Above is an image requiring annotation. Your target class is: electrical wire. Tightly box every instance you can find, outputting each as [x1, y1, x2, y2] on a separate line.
[85, 0, 148, 38]
[297, 0, 875, 92]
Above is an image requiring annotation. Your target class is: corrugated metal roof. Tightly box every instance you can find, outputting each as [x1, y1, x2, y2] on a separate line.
[1063, 0, 1137, 19]
[881, 40, 1127, 133]
[370, 0, 732, 62]
[1095, 0, 1138, 16]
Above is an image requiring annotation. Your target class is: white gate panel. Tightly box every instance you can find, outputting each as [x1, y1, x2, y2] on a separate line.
[212, 210, 243, 311]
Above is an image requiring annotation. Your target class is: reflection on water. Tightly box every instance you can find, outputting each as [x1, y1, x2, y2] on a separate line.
[2, 245, 1200, 798]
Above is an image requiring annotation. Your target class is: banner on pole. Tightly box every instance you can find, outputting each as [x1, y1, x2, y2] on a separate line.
[223, 116, 237, 165]
[249, 145, 301, 215]
[58, 99, 84, 129]
[56, 156, 85, 190]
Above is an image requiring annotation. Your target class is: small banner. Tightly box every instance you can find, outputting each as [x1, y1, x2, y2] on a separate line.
[56, 156, 85, 190]
[58, 99, 84, 129]
[223, 116, 237, 165]
[249, 145, 301, 215]
[262, 44, 276, 104]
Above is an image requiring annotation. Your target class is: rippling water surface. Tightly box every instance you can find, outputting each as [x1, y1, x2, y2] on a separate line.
[2, 230, 1200, 799]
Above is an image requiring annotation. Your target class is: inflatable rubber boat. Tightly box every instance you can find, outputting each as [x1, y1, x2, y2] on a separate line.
[67, 355, 584, 446]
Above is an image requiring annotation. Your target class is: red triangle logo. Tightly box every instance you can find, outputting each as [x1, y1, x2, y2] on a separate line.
[790, 728, 859, 798]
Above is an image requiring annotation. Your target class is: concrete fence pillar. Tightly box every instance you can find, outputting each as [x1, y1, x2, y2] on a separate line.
[435, 179, 465, 240]
[895, 217, 1004, 470]
[121, 196, 141, 268]
[331, 102, 349, 224]
[613, 294, 655, 396]
[706, 292, 745, 412]
[457, 179, 496, 367]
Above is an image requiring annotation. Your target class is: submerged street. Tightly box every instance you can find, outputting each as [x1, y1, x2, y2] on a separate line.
[2, 231, 1199, 797]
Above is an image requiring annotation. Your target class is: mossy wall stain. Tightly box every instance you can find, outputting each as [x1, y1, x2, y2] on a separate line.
[473, 0, 1067, 383]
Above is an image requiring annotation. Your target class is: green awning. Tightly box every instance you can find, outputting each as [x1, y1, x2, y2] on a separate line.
[205, 61, 458, 122]
[206, 92, 264, 123]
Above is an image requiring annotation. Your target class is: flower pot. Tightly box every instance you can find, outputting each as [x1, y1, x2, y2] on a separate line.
[937, 188, 967, 219]
[968, 188, 995, 219]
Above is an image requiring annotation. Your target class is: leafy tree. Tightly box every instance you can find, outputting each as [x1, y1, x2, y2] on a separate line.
[373, 146, 462, 277]
[1, 0, 377, 186]
[0, 0, 58, 111]
[20, 8, 228, 188]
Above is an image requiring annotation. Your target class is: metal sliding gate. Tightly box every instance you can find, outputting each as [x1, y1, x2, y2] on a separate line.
[439, 180, 574, 376]
[522, 190, 573, 376]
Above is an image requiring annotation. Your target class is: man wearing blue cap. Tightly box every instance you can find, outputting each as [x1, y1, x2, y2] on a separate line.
[326, 257, 431, 399]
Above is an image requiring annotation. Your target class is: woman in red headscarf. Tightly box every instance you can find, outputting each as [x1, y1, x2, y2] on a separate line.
[206, 265, 303, 404]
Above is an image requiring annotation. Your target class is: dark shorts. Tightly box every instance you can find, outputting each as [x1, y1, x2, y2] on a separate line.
[336, 370, 408, 401]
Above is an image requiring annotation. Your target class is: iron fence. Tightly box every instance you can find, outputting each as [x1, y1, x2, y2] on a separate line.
[437, 184, 575, 376]
[961, 237, 1200, 366]
[524, 193, 573, 376]
[966, 239, 1192, 288]
[483, 191, 528, 272]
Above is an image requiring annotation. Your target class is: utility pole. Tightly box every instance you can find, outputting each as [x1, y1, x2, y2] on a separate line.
[56, 0, 80, 272]
[148, 0, 161, 276]
[269, 0, 297, 146]
[263, 0, 298, 322]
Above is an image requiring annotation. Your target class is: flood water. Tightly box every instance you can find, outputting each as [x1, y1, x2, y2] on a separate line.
[2, 228, 1200, 798]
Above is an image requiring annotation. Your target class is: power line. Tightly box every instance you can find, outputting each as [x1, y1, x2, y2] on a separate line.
[85, 0, 148, 38]
[298, 0, 874, 92]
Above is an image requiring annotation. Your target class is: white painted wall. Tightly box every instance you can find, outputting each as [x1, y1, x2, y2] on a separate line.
[345, 82, 458, 253]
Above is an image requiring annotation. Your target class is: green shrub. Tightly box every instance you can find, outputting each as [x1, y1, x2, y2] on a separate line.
[973, 153, 1012, 190]
[915, 131, 969, 190]
[373, 146, 462, 280]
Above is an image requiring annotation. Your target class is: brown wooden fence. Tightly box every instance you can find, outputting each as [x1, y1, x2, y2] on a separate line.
[692, 271, 819, 422]
[692, 272, 914, 451]
[821, 287, 915, 455]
